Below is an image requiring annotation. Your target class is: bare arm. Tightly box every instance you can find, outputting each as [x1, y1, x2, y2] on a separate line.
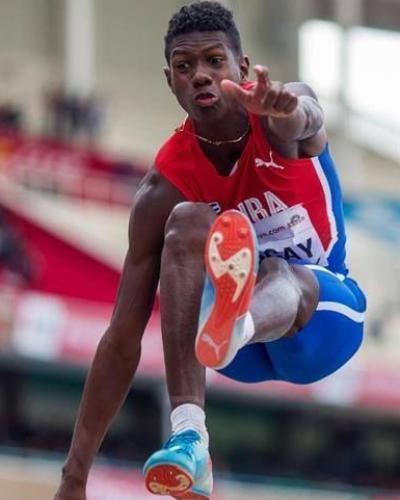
[221, 65, 327, 158]
[266, 81, 327, 157]
[55, 170, 185, 499]
[267, 82, 323, 137]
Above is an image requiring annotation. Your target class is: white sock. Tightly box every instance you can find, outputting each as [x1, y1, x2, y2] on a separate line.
[240, 312, 255, 347]
[171, 404, 209, 447]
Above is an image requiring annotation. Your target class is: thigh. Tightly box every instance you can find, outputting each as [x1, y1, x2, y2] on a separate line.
[265, 266, 366, 384]
[217, 266, 366, 384]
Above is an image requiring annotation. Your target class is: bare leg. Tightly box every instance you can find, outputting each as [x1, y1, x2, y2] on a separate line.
[144, 203, 215, 497]
[250, 258, 319, 343]
[144, 208, 318, 499]
[159, 202, 216, 410]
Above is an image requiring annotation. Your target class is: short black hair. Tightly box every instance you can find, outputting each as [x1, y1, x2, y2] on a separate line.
[164, 1, 242, 62]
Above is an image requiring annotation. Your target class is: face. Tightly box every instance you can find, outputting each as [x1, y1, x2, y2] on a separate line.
[165, 31, 249, 122]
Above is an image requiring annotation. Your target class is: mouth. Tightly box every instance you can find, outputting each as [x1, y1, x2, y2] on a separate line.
[194, 91, 218, 107]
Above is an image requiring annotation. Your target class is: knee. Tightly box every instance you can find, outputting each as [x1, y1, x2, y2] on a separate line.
[258, 258, 303, 297]
[163, 202, 216, 255]
[258, 257, 292, 278]
[256, 258, 304, 334]
[258, 259, 319, 335]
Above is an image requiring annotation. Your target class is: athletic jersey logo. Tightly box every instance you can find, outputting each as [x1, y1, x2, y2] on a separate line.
[201, 334, 229, 358]
[255, 152, 284, 170]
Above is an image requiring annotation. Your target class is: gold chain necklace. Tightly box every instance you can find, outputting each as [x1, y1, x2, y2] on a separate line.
[175, 117, 250, 147]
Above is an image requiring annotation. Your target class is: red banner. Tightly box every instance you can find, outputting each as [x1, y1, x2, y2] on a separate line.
[0, 204, 120, 302]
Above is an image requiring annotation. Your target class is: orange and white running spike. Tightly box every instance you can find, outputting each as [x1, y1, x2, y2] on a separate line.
[143, 429, 212, 499]
[172, 491, 209, 499]
[145, 464, 193, 496]
[195, 210, 258, 369]
[145, 463, 210, 499]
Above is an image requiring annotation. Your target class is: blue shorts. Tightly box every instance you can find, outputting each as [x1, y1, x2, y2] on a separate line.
[217, 266, 367, 384]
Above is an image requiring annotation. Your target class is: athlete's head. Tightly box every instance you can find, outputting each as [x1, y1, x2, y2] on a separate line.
[164, 1, 249, 121]
[164, 1, 242, 62]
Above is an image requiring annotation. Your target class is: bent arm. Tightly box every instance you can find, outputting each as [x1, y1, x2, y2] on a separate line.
[58, 171, 185, 491]
[221, 67, 327, 157]
[266, 82, 327, 156]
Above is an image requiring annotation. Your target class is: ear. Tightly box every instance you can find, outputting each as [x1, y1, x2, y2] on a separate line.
[239, 56, 250, 82]
[164, 66, 174, 92]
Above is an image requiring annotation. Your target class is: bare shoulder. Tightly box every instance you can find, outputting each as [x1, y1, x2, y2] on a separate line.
[129, 168, 187, 258]
[134, 168, 186, 217]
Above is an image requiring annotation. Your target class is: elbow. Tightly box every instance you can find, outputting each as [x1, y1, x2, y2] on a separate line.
[298, 96, 324, 140]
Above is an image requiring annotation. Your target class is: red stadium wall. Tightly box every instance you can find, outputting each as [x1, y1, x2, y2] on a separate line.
[1, 204, 120, 303]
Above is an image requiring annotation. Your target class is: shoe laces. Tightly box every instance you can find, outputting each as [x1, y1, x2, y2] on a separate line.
[164, 430, 201, 458]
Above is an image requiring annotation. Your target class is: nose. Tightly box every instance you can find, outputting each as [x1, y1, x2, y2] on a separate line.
[192, 64, 212, 88]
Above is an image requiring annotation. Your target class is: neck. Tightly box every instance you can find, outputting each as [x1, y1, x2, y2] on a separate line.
[192, 109, 249, 143]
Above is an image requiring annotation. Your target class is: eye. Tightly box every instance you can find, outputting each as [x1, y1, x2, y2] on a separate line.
[209, 56, 224, 66]
[174, 61, 191, 72]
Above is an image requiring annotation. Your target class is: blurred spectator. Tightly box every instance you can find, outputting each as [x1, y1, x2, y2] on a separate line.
[73, 94, 104, 145]
[0, 209, 33, 284]
[0, 100, 23, 132]
[44, 87, 104, 145]
[43, 86, 70, 139]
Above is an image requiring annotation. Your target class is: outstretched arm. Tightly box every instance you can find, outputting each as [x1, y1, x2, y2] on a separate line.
[54, 171, 185, 500]
[221, 65, 327, 156]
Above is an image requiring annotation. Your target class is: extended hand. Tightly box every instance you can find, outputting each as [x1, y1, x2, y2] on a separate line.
[221, 65, 298, 118]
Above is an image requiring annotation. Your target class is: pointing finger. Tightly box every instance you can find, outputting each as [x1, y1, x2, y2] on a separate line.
[254, 65, 272, 87]
[253, 65, 272, 102]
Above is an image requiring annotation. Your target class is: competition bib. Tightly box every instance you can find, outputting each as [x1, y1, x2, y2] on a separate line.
[254, 204, 328, 265]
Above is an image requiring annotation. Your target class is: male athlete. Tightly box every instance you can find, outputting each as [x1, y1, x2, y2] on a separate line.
[54, 2, 366, 499]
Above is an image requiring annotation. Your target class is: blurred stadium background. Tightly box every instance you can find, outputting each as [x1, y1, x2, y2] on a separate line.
[0, 0, 400, 498]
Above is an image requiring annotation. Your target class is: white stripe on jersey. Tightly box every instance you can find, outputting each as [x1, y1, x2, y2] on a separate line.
[305, 264, 346, 281]
[311, 156, 338, 257]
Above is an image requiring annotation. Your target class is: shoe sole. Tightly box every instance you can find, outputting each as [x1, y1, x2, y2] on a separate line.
[195, 210, 257, 369]
[145, 463, 209, 499]
[172, 493, 209, 499]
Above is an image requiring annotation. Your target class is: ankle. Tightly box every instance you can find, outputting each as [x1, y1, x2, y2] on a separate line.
[171, 403, 209, 447]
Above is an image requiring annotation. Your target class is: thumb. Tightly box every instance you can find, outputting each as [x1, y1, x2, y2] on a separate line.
[221, 79, 249, 103]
